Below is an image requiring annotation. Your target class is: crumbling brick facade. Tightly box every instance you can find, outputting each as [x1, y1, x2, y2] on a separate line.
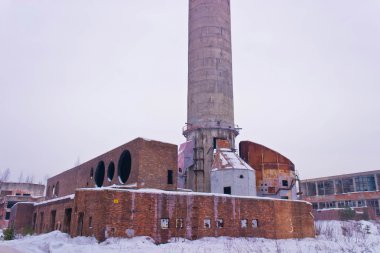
[46, 138, 178, 199]
[70, 189, 314, 243]
[239, 141, 297, 199]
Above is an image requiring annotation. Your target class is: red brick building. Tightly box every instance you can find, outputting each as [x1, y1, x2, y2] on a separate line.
[9, 137, 315, 242]
[300, 170, 380, 220]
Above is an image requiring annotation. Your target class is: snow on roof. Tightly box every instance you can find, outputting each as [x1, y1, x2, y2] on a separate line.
[34, 194, 75, 206]
[212, 149, 253, 171]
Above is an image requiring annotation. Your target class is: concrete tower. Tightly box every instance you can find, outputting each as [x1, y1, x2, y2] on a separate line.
[183, 0, 239, 192]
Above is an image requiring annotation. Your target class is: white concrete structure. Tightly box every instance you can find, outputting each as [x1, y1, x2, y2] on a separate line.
[210, 149, 256, 196]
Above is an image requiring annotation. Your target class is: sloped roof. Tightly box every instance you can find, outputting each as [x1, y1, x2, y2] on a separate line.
[212, 148, 254, 171]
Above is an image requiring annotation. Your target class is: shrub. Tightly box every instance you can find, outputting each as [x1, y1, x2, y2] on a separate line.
[339, 208, 356, 221]
[3, 228, 14, 240]
[23, 226, 33, 236]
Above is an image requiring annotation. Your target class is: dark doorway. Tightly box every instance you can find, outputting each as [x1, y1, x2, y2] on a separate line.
[77, 212, 84, 236]
[50, 210, 56, 231]
[39, 212, 44, 233]
[63, 208, 72, 234]
[224, 186, 232, 195]
[32, 213, 37, 231]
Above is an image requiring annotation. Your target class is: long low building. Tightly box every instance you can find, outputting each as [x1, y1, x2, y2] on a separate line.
[300, 170, 380, 219]
[9, 137, 315, 243]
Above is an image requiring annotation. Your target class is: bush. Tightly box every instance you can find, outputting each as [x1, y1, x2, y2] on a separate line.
[23, 226, 33, 236]
[339, 208, 356, 221]
[3, 228, 14, 240]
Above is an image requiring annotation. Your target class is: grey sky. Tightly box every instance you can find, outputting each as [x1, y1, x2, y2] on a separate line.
[0, 1, 379, 183]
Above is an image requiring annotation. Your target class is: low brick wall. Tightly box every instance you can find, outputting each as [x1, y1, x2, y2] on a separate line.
[72, 189, 315, 243]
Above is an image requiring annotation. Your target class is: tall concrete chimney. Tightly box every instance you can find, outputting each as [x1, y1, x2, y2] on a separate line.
[183, 0, 239, 192]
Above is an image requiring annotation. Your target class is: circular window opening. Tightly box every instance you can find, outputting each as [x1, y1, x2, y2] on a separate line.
[95, 161, 105, 187]
[118, 150, 132, 184]
[107, 162, 115, 182]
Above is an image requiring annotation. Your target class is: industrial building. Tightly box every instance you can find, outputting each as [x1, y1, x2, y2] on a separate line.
[0, 182, 44, 229]
[8, 0, 315, 242]
[300, 170, 380, 220]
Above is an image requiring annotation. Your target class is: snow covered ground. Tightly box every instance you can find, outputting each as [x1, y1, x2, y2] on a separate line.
[1, 220, 380, 253]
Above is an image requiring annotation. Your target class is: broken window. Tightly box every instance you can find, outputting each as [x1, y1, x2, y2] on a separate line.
[319, 202, 326, 209]
[118, 150, 132, 184]
[167, 170, 173, 185]
[175, 218, 183, 229]
[367, 199, 380, 215]
[312, 203, 318, 210]
[282, 180, 288, 187]
[5, 212, 10, 220]
[55, 182, 60, 196]
[335, 180, 343, 194]
[224, 186, 231, 195]
[204, 218, 211, 228]
[240, 219, 248, 228]
[345, 200, 355, 207]
[342, 178, 354, 193]
[6, 201, 17, 208]
[160, 218, 169, 229]
[317, 181, 325, 195]
[216, 218, 224, 228]
[326, 202, 336, 208]
[252, 219, 258, 228]
[89, 216, 92, 228]
[95, 161, 105, 187]
[324, 180, 334, 195]
[107, 162, 115, 181]
[355, 175, 376, 192]
[306, 182, 317, 196]
[357, 200, 366, 207]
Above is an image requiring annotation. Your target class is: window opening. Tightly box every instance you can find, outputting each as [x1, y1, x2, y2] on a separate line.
[240, 219, 248, 228]
[160, 218, 169, 229]
[252, 219, 258, 228]
[224, 186, 231, 195]
[204, 218, 211, 228]
[216, 218, 224, 228]
[167, 170, 173, 185]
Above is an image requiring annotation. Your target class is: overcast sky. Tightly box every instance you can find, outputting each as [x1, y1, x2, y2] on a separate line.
[0, 0, 379, 184]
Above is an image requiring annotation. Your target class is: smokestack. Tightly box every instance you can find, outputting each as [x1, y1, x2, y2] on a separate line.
[184, 0, 238, 192]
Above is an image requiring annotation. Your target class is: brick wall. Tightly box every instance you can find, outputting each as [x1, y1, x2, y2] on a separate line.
[72, 189, 315, 243]
[9, 203, 34, 234]
[33, 197, 75, 234]
[46, 138, 177, 199]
